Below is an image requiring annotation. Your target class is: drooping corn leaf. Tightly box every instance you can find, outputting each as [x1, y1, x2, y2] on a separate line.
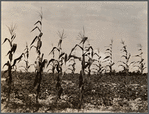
[12, 53, 24, 67]
[34, 20, 42, 26]
[31, 26, 41, 33]
[49, 47, 60, 55]
[6, 51, 11, 56]
[30, 45, 37, 50]
[105, 52, 112, 56]
[68, 54, 81, 61]
[2, 38, 12, 47]
[47, 59, 56, 67]
[70, 44, 83, 55]
[121, 55, 127, 59]
[3, 61, 10, 68]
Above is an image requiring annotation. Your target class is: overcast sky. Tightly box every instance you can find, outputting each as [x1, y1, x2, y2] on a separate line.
[1, 1, 148, 73]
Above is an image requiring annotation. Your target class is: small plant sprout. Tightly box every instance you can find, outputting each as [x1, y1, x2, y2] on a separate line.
[133, 44, 146, 74]
[2, 24, 24, 106]
[103, 39, 115, 75]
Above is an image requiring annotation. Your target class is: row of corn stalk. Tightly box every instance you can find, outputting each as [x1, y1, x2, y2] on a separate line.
[2, 9, 147, 110]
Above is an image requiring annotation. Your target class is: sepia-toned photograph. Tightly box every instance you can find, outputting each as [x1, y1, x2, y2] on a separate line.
[1, 1, 148, 113]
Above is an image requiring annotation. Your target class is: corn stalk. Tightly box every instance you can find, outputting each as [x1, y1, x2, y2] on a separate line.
[68, 28, 94, 109]
[47, 43, 57, 74]
[118, 40, 134, 75]
[92, 49, 104, 75]
[133, 44, 146, 74]
[2, 24, 24, 106]
[103, 39, 115, 75]
[19, 43, 34, 72]
[30, 9, 47, 104]
[47, 30, 67, 103]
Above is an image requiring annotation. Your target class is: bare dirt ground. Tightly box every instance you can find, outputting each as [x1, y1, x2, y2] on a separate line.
[1, 73, 148, 113]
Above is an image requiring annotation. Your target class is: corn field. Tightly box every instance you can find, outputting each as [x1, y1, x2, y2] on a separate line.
[1, 3, 148, 113]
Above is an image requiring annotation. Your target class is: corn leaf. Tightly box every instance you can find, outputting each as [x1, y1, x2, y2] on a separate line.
[59, 52, 65, 59]
[68, 68, 73, 71]
[105, 52, 112, 56]
[49, 47, 60, 55]
[31, 26, 41, 33]
[30, 45, 37, 50]
[79, 37, 88, 44]
[106, 48, 110, 51]
[2, 38, 12, 47]
[31, 36, 38, 45]
[12, 53, 24, 66]
[34, 20, 42, 26]
[68, 55, 81, 61]
[135, 54, 140, 57]
[121, 55, 127, 59]
[41, 59, 48, 68]
[111, 62, 115, 67]
[104, 56, 110, 60]
[11, 43, 17, 53]
[6, 51, 12, 56]
[3, 61, 10, 68]
[93, 64, 100, 68]
[123, 49, 127, 53]
[129, 61, 135, 65]
[47, 59, 56, 67]
[94, 53, 101, 58]
[118, 61, 128, 68]
[118, 64, 126, 69]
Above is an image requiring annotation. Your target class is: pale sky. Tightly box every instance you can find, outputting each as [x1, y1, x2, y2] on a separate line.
[1, 1, 148, 73]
